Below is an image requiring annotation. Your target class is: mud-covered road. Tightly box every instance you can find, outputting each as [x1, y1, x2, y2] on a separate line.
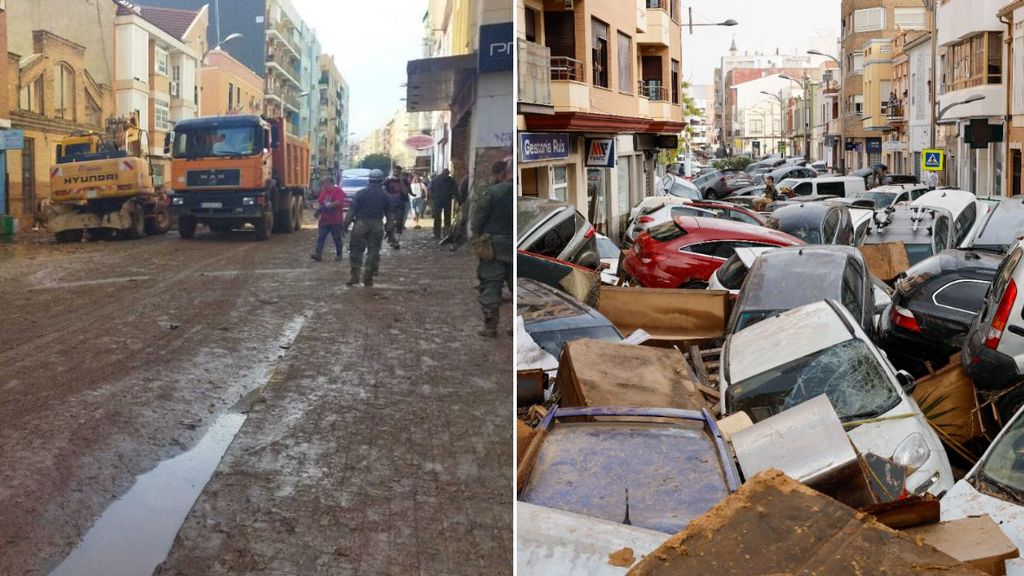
[0, 221, 512, 575]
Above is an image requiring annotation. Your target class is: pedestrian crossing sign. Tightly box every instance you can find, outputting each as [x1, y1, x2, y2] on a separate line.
[922, 149, 944, 171]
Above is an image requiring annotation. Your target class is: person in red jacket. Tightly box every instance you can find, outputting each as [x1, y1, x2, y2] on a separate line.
[311, 176, 347, 261]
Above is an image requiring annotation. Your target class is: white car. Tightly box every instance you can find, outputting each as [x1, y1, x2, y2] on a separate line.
[706, 246, 775, 296]
[657, 173, 702, 200]
[850, 184, 929, 210]
[849, 207, 874, 246]
[719, 300, 954, 497]
[912, 188, 991, 248]
[623, 197, 708, 245]
[942, 405, 1024, 576]
[595, 234, 622, 284]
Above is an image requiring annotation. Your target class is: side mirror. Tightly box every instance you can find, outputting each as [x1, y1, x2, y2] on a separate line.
[163, 133, 172, 155]
[896, 370, 917, 395]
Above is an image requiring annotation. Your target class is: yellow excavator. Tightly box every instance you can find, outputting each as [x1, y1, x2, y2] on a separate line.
[45, 114, 170, 242]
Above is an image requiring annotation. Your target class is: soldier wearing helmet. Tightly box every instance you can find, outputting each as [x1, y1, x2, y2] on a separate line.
[343, 169, 392, 286]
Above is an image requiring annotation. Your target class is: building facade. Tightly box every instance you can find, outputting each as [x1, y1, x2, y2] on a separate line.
[200, 48, 264, 116]
[1001, 1, 1024, 196]
[316, 53, 349, 182]
[513, 0, 686, 242]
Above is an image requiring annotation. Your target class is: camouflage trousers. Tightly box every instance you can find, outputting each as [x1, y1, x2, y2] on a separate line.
[349, 219, 384, 276]
[478, 255, 512, 312]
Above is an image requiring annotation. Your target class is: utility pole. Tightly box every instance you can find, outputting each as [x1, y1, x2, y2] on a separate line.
[928, 0, 937, 150]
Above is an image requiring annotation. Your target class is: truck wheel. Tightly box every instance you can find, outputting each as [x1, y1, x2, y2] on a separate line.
[254, 212, 272, 241]
[179, 216, 197, 239]
[997, 385, 1024, 426]
[124, 203, 145, 240]
[274, 195, 293, 234]
[55, 229, 84, 243]
[145, 205, 172, 235]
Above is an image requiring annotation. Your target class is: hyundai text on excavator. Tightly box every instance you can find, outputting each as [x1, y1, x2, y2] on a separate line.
[46, 115, 171, 242]
[165, 115, 309, 241]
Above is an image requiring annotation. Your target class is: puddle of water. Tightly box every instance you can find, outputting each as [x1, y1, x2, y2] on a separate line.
[50, 412, 246, 576]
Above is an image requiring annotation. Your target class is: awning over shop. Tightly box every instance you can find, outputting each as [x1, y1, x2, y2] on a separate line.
[406, 54, 477, 113]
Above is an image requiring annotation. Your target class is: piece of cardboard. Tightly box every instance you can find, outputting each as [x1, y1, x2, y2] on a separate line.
[627, 470, 986, 576]
[556, 339, 706, 411]
[715, 412, 752, 443]
[905, 515, 1018, 575]
[596, 286, 730, 346]
[913, 359, 984, 445]
[859, 241, 912, 283]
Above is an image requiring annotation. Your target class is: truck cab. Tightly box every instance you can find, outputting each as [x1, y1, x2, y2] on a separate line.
[167, 115, 307, 241]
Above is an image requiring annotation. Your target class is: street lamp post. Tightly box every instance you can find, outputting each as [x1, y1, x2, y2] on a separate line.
[686, 9, 738, 33]
[760, 90, 786, 157]
[780, 74, 812, 162]
[808, 49, 842, 172]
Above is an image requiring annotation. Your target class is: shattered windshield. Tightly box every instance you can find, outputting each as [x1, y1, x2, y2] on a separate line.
[973, 413, 1024, 498]
[727, 338, 900, 423]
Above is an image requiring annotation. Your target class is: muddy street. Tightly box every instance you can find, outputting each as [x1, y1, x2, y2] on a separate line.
[0, 223, 512, 576]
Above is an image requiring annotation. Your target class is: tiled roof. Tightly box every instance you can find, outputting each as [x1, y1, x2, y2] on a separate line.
[132, 5, 201, 41]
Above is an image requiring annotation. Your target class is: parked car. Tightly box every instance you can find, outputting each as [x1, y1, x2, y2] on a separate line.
[727, 245, 875, 335]
[518, 406, 740, 533]
[811, 161, 829, 175]
[595, 234, 622, 284]
[622, 216, 804, 289]
[912, 189, 989, 248]
[879, 249, 1000, 366]
[517, 277, 623, 358]
[776, 176, 867, 199]
[624, 200, 766, 245]
[963, 240, 1024, 407]
[700, 170, 756, 200]
[707, 246, 776, 297]
[861, 205, 957, 266]
[657, 173, 702, 200]
[885, 174, 920, 185]
[850, 207, 875, 245]
[965, 196, 1024, 254]
[720, 300, 954, 496]
[624, 196, 698, 245]
[769, 202, 854, 246]
[518, 197, 601, 269]
[850, 184, 930, 210]
[942, 405, 1024, 568]
[339, 168, 371, 199]
[765, 164, 818, 183]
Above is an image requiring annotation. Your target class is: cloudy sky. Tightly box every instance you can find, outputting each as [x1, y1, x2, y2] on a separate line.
[681, 1, 838, 87]
[293, 0, 427, 140]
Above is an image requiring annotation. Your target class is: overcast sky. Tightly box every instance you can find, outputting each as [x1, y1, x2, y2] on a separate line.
[293, 0, 427, 140]
[682, 1, 838, 87]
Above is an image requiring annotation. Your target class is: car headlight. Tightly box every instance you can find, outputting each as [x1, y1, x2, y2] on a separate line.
[172, 196, 183, 205]
[243, 197, 255, 206]
[892, 432, 930, 472]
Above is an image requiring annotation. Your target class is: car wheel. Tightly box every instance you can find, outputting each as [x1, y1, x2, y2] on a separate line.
[997, 385, 1024, 426]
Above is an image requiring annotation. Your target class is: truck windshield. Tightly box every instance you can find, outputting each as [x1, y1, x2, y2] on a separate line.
[173, 126, 261, 158]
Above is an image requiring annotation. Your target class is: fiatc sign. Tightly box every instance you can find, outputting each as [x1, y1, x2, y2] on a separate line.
[584, 138, 615, 168]
[922, 149, 944, 172]
[519, 133, 570, 163]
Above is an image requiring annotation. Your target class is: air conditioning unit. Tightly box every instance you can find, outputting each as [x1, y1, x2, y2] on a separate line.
[170, 81, 180, 98]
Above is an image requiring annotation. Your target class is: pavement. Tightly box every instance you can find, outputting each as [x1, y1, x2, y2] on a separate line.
[0, 219, 512, 575]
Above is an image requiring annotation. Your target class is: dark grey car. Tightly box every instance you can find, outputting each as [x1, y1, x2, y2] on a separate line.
[769, 202, 854, 246]
[517, 197, 601, 269]
[727, 245, 875, 335]
[517, 277, 623, 358]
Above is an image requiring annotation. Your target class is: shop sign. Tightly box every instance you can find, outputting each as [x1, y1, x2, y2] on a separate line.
[519, 133, 570, 163]
[478, 23, 513, 73]
[0, 129, 23, 150]
[584, 138, 615, 168]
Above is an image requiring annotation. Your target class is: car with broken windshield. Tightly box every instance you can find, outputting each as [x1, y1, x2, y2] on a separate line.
[720, 300, 953, 496]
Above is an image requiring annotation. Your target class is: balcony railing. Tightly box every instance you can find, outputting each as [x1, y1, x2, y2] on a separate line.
[518, 39, 552, 106]
[639, 81, 669, 102]
[884, 100, 905, 122]
[646, 0, 668, 9]
[551, 56, 583, 82]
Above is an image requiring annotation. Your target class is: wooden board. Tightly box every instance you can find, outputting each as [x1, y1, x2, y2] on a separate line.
[859, 241, 911, 283]
[905, 515, 1019, 575]
[517, 420, 537, 465]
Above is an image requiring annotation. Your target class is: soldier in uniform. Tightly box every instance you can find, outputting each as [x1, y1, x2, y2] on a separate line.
[343, 169, 392, 287]
[470, 159, 513, 337]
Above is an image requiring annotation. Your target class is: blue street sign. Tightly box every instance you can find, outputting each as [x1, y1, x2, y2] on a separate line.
[922, 149, 944, 171]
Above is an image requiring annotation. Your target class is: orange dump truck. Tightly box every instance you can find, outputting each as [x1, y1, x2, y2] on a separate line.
[166, 115, 310, 240]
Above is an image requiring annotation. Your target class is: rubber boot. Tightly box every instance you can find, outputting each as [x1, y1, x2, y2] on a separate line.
[478, 309, 499, 338]
[346, 267, 361, 286]
[362, 270, 374, 287]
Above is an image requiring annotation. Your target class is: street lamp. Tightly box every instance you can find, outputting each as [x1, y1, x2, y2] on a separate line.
[780, 74, 813, 161]
[686, 10, 738, 33]
[202, 32, 243, 62]
[760, 90, 787, 156]
[808, 50, 843, 172]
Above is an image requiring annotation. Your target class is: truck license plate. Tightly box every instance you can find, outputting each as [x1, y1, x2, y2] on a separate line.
[201, 202, 223, 208]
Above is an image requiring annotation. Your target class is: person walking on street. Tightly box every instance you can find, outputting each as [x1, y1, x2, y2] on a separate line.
[384, 168, 412, 249]
[344, 169, 392, 287]
[410, 175, 427, 228]
[471, 160, 513, 337]
[310, 176, 347, 262]
[429, 168, 457, 239]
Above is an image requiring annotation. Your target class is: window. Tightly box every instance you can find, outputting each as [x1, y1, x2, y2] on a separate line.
[932, 215, 951, 253]
[551, 165, 568, 201]
[18, 75, 44, 114]
[228, 82, 235, 110]
[953, 202, 978, 246]
[946, 32, 1003, 91]
[1015, 33, 1024, 114]
[591, 18, 609, 88]
[851, 51, 864, 73]
[534, 215, 577, 258]
[54, 63, 75, 120]
[671, 59, 680, 104]
[750, 118, 764, 134]
[853, 8, 885, 32]
[841, 262, 865, 320]
[617, 156, 632, 218]
[817, 181, 846, 197]
[525, 8, 538, 43]
[684, 241, 734, 259]
[933, 279, 990, 314]
[894, 7, 926, 30]
[854, 94, 864, 115]
[152, 164, 165, 188]
[155, 99, 171, 131]
[171, 64, 181, 98]
[822, 210, 841, 243]
[617, 32, 632, 93]
[155, 44, 169, 76]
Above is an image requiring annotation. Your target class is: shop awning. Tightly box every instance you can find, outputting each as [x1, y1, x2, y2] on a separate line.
[406, 54, 477, 113]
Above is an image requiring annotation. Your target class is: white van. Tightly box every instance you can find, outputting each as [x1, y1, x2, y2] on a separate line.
[776, 176, 867, 199]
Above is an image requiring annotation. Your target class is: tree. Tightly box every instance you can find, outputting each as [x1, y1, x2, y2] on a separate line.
[358, 153, 392, 173]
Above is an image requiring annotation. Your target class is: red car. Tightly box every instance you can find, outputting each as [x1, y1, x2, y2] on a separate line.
[622, 216, 805, 289]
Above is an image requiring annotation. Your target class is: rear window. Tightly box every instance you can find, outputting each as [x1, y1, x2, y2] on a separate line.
[991, 247, 1023, 309]
[716, 256, 748, 290]
[648, 220, 687, 242]
[972, 204, 1024, 252]
[531, 326, 623, 358]
[669, 182, 701, 200]
[532, 214, 577, 258]
[953, 202, 977, 246]
[933, 279, 991, 314]
[822, 210, 840, 243]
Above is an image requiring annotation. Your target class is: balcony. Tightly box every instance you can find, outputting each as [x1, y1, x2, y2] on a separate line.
[550, 57, 588, 112]
[266, 21, 301, 61]
[638, 2, 671, 47]
[266, 46, 302, 89]
[884, 100, 906, 126]
[639, 81, 674, 120]
[518, 39, 552, 110]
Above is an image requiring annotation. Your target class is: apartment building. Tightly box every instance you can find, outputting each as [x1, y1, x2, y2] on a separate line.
[733, 75, 795, 156]
[316, 54, 349, 182]
[515, 0, 686, 241]
[201, 48, 264, 116]
[839, 0, 928, 171]
[1001, 1, 1024, 196]
[114, 4, 206, 190]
